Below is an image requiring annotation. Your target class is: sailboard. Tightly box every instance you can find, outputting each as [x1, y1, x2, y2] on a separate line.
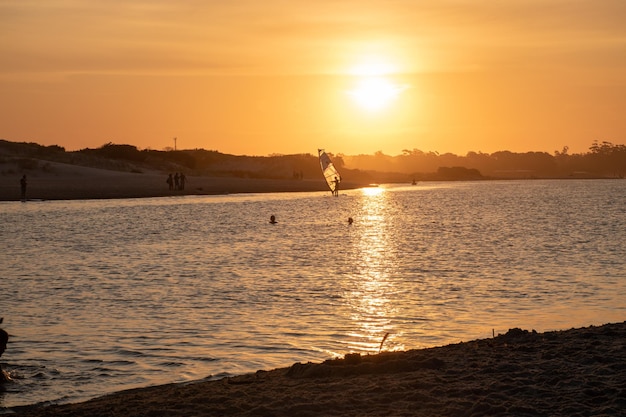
[318, 149, 341, 195]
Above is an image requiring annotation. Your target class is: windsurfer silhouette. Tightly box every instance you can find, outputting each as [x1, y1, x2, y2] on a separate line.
[333, 176, 340, 196]
[318, 149, 341, 197]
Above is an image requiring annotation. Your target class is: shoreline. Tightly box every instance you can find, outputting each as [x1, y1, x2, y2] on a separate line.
[0, 161, 366, 202]
[2, 159, 622, 203]
[11, 321, 626, 416]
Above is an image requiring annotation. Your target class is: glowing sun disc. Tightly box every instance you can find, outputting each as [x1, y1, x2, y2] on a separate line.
[348, 76, 406, 111]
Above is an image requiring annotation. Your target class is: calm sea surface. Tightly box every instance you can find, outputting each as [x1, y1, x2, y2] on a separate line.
[1, 179, 625, 409]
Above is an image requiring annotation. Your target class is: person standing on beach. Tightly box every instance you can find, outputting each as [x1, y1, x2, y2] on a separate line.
[0, 319, 9, 382]
[0, 319, 6, 358]
[179, 172, 186, 190]
[167, 174, 174, 190]
[20, 174, 27, 201]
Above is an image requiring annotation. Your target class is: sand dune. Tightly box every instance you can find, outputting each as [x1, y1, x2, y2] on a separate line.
[11, 322, 626, 417]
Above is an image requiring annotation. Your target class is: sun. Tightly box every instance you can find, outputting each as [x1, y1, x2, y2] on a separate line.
[348, 76, 405, 111]
[346, 59, 408, 112]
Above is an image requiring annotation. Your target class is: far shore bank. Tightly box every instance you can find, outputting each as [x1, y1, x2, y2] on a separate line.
[10, 321, 626, 417]
[0, 162, 366, 202]
[1, 159, 622, 202]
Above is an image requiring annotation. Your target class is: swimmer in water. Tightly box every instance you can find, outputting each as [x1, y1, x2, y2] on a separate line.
[269, 215, 277, 224]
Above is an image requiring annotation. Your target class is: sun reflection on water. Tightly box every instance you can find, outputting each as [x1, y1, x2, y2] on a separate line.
[360, 185, 385, 197]
[345, 187, 406, 353]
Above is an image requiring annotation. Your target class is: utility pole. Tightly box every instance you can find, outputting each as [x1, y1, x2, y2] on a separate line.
[173, 137, 177, 151]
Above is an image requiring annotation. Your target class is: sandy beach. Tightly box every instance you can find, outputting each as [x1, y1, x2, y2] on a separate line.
[10, 322, 625, 416]
[0, 160, 360, 202]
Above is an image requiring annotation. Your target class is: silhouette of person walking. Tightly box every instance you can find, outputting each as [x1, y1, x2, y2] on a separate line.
[20, 175, 27, 201]
[166, 174, 174, 190]
[179, 172, 186, 190]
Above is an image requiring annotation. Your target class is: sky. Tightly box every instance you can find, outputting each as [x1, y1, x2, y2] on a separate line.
[1, 0, 625, 156]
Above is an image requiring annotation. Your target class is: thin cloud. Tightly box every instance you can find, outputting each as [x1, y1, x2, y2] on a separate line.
[2, 0, 625, 77]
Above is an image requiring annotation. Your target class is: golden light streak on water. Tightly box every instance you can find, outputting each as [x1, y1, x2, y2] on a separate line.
[360, 186, 385, 197]
[346, 186, 406, 353]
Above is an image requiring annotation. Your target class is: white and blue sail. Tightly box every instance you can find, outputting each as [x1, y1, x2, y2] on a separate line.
[318, 149, 341, 194]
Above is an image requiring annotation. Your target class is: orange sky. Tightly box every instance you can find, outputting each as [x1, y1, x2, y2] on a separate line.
[1, 1, 625, 156]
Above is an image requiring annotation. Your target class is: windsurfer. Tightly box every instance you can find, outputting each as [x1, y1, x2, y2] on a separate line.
[319, 149, 341, 197]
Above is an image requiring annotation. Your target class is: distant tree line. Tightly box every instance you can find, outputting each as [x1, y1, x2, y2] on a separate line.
[1, 139, 624, 182]
[341, 141, 626, 180]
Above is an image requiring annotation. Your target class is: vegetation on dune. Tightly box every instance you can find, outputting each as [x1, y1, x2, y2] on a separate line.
[1, 139, 625, 182]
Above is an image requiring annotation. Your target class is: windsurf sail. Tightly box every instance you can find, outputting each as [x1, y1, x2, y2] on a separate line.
[318, 149, 341, 194]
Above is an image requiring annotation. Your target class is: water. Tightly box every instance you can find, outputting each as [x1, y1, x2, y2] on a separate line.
[1, 179, 625, 409]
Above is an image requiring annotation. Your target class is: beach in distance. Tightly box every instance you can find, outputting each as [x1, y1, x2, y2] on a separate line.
[12, 322, 626, 417]
[0, 159, 358, 202]
[2, 140, 624, 201]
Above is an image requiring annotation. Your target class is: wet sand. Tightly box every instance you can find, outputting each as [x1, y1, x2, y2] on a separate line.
[0, 160, 356, 201]
[12, 322, 626, 416]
